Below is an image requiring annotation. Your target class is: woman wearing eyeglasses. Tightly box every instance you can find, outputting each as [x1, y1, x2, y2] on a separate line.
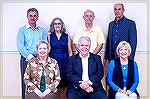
[48, 17, 72, 99]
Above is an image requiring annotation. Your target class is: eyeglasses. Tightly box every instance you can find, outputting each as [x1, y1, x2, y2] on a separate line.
[54, 23, 62, 25]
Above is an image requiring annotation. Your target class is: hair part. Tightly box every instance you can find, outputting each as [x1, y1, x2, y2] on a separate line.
[49, 17, 66, 33]
[116, 41, 132, 55]
[27, 8, 39, 16]
[36, 40, 50, 53]
[78, 36, 91, 45]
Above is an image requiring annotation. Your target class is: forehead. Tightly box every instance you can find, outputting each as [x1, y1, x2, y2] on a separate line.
[84, 11, 94, 15]
[114, 4, 123, 9]
[54, 19, 61, 23]
[27, 11, 38, 15]
[38, 43, 47, 48]
[79, 39, 89, 44]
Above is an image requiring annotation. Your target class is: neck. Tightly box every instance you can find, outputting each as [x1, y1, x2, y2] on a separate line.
[120, 57, 128, 65]
[116, 15, 123, 21]
[39, 56, 47, 61]
[85, 23, 93, 31]
[29, 23, 36, 28]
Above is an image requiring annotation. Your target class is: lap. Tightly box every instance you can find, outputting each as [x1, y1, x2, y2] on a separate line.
[67, 88, 107, 99]
[26, 91, 56, 99]
[115, 92, 137, 99]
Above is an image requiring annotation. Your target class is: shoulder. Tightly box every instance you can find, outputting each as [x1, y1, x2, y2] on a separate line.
[18, 25, 26, 31]
[47, 57, 58, 64]
[90, 53, 101, 61]
[124, 17, 136, 24]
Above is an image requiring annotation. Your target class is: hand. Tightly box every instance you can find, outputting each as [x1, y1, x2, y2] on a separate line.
[118, 89, 126, 94]
[43, 89, 51, 97]
[34, 88, 45, 99]
[85, 86, 93, 93]
[126, 90, 132, 96]
[79, 81, 90, 90]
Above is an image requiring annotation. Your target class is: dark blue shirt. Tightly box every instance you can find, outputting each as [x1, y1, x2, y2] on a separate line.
[112, 16, 125, 49]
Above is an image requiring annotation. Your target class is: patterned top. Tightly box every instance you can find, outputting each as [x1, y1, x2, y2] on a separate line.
[24, 56, 61, 93]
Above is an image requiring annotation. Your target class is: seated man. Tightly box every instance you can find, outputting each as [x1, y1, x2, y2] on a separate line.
[66, 36, 107, 99]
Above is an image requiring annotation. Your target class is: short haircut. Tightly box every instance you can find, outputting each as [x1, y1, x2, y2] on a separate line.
[27, 8, 39, 16]
[78, 36, 91, 45]
[84, 10, 94, 16]
[114, 3, 124, 10]
[116, 41, 132, 55]
[36, 40, 50, 53]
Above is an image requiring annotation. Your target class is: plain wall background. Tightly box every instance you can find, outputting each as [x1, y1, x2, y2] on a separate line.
[2, 2, 149, 98]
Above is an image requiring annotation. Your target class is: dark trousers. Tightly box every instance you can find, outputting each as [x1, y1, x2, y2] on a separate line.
[67, 88, 108, 99]
[20, 56, 28, 99]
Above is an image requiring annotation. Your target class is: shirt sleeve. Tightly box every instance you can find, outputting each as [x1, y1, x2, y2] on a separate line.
[97, 26, 105, 45]
[17, 27, 30, 58]
[129, 61, 139, 92]
[107, 60, 121, 91]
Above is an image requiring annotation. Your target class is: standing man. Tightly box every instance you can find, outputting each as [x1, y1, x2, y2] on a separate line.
[17, 8, 47, 99]
[105, 3, 137, 62]
[67, 36, 107, 99]
[73, 10, 105, 54]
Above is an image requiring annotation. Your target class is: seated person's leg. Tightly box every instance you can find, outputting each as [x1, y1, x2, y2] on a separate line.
[89, 90, 108, 99]
[129, 92, 137, 99]
[67, 89, 84, 99]
[115, 92, 128, 99]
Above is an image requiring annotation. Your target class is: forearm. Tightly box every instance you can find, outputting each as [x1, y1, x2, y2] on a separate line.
[93, 44, 103, 54]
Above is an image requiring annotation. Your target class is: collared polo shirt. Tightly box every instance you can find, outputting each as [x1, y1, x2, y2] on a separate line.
[73, 26, 105, 52]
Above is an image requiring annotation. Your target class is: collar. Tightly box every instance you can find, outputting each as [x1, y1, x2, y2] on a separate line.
[26, 22, 39, 29]
[79, 53, 90, 59]
[83, 26, 94, 32]
[115, 16, 125, 23]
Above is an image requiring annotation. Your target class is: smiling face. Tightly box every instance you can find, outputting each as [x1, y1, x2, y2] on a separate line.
[27, 11, 38, 26]
[83, 10, 95, 24]
[114, 4, 124, 20]
[54, 19, 62, 32]
[118, 46, 130, 59]
[78, 38, 91, 57]
[37, 43, 49, 57]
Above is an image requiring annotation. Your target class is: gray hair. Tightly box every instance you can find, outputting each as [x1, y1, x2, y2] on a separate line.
[49, 17, 66, 33]
[78, 36, 91, 45]
[116, 41, 132, 55]
[36, 40, 50, 53]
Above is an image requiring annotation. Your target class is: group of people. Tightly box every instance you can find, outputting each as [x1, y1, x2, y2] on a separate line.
[17, 3, 139, 99]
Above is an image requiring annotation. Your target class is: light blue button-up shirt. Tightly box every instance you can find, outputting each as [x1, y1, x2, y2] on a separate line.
[17, 23, 47, 59]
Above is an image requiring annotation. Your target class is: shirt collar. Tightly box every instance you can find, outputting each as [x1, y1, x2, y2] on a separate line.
[79, 53, 90, 59]
[26, 22, 39, 29]
[115, 16, 125, 23]
[83, 26, 94, 32]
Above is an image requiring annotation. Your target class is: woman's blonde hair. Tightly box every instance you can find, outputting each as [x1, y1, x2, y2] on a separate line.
[116, 41, 132, 55]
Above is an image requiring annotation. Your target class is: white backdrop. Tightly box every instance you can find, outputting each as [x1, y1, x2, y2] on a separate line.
[2, 2, 149, 97]
[3, 2, 148, 53]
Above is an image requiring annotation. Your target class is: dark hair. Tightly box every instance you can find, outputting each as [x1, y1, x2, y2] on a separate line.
[27, 8, 39, 16]
[49, 17, 66, 33]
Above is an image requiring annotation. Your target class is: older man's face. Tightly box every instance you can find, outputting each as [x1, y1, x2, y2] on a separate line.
[78, 39, 90, 57]
[114, 4, 124, 20]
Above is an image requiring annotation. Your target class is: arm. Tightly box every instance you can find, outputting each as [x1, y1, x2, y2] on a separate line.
[66, 56, 82, 88]
[129, 62, 139, 92]
[93, 44, 103, 54]
[68, 35, 73, 56]
[17, 28, 34, 59]
[129, 21, 137, 60]
[107, 60, 121, 91]
[46, 59, 61, 93]
[89, 55, 104, 87]
[24, 63, 44, 97]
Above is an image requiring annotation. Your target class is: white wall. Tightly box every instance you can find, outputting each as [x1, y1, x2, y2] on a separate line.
[2, 2, 149, 98]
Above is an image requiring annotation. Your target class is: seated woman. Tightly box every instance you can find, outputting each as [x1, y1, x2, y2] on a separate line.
[24, 40, 61, 99]
[107, 41, 139, 99]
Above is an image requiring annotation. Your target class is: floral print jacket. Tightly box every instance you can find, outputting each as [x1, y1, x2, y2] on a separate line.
[24, 57, 61, 93]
